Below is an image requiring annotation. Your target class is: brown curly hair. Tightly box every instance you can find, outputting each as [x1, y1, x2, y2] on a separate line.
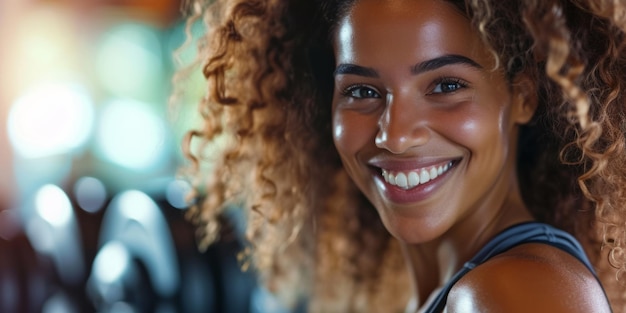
[176, 0, 626, 311]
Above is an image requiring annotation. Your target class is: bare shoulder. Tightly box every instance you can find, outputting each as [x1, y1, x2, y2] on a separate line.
[445, 243, 611, 313]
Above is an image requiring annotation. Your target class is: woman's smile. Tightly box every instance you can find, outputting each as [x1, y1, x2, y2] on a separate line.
[368, 156, 461, 204]
[381, 161, 455, 189]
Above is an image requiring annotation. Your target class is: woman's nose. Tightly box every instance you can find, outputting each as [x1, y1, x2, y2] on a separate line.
[375, 94, 430, 154]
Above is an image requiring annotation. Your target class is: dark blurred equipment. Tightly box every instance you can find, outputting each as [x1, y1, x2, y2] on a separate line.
[0, 181, 281, 312]
[0, 233, 52, 313]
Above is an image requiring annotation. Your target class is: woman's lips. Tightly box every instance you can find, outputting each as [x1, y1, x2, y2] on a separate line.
[371, 159, 460, 204]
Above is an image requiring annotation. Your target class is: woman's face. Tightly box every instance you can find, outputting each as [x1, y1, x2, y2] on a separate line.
[331, 0, 534, 243]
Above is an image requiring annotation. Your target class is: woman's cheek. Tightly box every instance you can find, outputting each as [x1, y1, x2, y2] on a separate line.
[432, 102, 496, 149]
[332, 112, 353, 158]
[332, 109, 376, 156]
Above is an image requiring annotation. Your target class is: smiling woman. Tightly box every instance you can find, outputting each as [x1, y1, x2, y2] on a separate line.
[178, 0, 626, 312]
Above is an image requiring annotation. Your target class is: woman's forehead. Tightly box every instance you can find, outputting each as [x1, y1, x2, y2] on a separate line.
[332, 0, 487, 68]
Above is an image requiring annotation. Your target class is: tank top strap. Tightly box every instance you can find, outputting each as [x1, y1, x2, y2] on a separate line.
[424, 222, 597, 313]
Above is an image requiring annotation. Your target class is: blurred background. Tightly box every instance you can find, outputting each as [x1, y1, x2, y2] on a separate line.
[0, 0, 288, 312]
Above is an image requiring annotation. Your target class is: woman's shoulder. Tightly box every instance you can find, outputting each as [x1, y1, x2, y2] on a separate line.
[445, 243, 611, 312]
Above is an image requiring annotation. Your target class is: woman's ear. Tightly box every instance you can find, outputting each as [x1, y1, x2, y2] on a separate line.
[510, 74, 538, 125]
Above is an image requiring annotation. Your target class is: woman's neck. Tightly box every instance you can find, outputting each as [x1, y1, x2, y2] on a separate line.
[400, 190, 534, 310]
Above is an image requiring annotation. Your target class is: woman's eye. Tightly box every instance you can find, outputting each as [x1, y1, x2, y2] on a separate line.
[343, 85, 381, 99]
[431, 79, 467, 94]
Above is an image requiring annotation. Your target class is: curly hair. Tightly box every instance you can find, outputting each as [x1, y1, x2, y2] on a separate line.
[177, 0, 626, 311]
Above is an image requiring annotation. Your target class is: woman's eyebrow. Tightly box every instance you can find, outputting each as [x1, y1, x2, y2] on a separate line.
[411, 54, 483, 75]
[333, 54, 482, 78]
[334, 64, 380, 78]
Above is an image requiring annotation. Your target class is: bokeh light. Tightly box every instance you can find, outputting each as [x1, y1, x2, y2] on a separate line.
[95, 98, 168, 171]
[26, 183, 85, 286]
[90, 241, 131, 306]
[7, 82, 94, 159]
[5, 5, 85, 97]
[93, 241, 131, 285]
[165, 179, 192, 209]
[118, 190, 159, 223]
[35, 184, 73, 228]
[74, 177, 108, 214]
[100, 190, 179, 297]
[95, 23, 164, 101]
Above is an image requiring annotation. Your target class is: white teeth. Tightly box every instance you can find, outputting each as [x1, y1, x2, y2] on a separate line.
[381, 161, 454, 190]
[396, 173, 408, 188]
[408, 172, 419, 187]
[429, 167, 438, 180]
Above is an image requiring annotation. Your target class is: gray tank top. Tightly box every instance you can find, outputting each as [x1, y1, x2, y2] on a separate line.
[423, 222, 608, 312]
